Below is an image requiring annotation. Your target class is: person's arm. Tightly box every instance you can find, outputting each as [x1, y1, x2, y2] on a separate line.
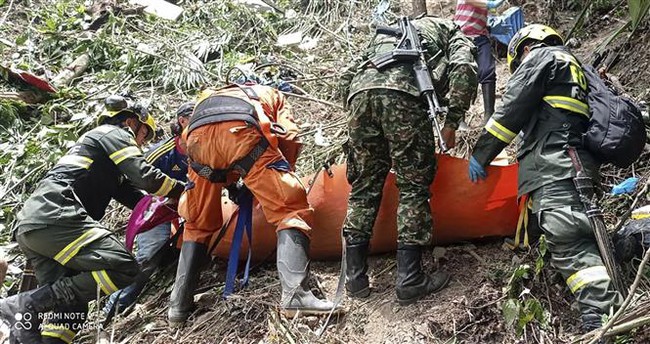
[99, 128, 184, 199]
[269, 89, 302, 168]
[444, 25, 479, 130]
[113, 181, 145, 209]
[464, 0, 486, 7]
[471, 50, 554, 167]
[463, 0, 504, 9]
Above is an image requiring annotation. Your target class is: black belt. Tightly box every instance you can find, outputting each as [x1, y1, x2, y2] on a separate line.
[190, 137, 269, 183]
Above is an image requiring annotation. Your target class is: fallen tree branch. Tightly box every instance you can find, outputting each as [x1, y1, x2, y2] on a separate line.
[613, 181, 649, 233]
[52, 54, 90, 87]
[586, 247, 650, 344]
[0, 91, 44, 104]
[605, 314, 650, 337]
[281, 91, 344, 110]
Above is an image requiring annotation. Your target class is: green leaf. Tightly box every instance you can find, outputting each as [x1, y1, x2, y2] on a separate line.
[535, 256, 544, 274]
[502, 299, 520, 327]
[538, 235, 548, 257]
[15, 34, 28, 45]
[45, 17, 57, 31]
[629, 0, 650, 30]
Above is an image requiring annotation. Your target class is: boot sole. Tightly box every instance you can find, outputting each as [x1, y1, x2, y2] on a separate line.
[347, 286, 371, 299]
[397, 275, 451, 306]
[167, 312, 191, 328]
[281, 308, 345, 317]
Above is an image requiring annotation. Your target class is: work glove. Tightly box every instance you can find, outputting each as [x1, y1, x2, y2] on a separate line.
[487, 0, 505, 9]
[468, 156, 487, 183]
[611, 177, 639, 195]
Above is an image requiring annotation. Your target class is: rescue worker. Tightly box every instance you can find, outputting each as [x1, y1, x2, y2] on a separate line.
[468, 24, 623, 331]
[168, 82, 339, 326]
[454, 0, 505, 123]
[0, 95, 185, 344]
[104, 101, 192, 313]
[343, 16, 478, 305]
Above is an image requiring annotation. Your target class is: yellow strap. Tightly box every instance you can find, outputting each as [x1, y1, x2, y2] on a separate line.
[109, 146, 142, 165]
[485, 118, 517, 144]
[543, 96, 589, 118]
[91, 270, 119, 295]
[153, 177, 176, 196]
[42, 324, 76, 344]
[511, 196, 531, 250]
[566, 266, 610, 293]
[57, 155, 94, 169]
[53, 228, 108, 266]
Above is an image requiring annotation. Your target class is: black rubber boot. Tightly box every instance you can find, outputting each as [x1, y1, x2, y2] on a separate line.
[0, 285, 59, 344]
[345, 241, 370, 298]
[277, 229, 343, 317]
[481, 82, 496, 124]
[396, 244, 450, 306]
[582, 312, 604, 332]
[167, 241, 207, 327]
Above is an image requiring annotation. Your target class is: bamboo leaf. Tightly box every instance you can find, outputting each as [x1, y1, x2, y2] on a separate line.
[629, 0, 650, 30]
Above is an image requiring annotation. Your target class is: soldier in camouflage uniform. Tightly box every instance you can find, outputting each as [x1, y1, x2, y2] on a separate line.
[0, 95, 184, 344]
[343, 16, 478, 305]
[468, 24, 623, 331]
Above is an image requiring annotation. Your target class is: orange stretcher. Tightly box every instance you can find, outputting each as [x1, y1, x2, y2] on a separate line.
[208, 155, 519, 261]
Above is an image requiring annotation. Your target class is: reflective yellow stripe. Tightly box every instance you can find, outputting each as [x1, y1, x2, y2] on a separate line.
[42, 324, 76, 344]
[91, 270, 119, 295]
[485, 118, 517, 144]
[543, 96, 589, 117]
[566, 266, 610, 293]
[109, 146, 142, 165]
[153, 177, 176, 196]
[57, 155, 94, 169]
[146, 140, 175, 164]
[53, 228, 108, 266]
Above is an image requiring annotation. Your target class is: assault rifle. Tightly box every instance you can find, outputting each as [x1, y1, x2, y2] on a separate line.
[369, 16, 449, 152]
[567, 147, 628, 298]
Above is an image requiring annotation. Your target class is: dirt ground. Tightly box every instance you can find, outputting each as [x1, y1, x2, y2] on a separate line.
[95, 2, 650, 344]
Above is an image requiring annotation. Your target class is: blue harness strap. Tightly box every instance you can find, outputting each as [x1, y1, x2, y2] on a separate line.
[223, 188, 253, 297]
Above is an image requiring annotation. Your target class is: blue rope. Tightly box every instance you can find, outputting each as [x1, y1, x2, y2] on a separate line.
[223, 188, 253, 297]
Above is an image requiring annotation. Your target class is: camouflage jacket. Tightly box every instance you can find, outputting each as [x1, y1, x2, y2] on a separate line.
[346, 16, 478, 129]
[472, 45, 599, 199]
[16, 124, 184, 232]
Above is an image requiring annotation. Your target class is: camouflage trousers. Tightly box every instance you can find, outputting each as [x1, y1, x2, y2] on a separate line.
[344, 89, 436, 246]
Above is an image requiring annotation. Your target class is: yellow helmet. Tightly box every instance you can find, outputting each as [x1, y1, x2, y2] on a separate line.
[98, 95, 157, 141]
[507, 24, 564, 73]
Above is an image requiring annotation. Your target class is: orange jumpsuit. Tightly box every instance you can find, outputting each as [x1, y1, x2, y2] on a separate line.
[179, 84, 312, 244]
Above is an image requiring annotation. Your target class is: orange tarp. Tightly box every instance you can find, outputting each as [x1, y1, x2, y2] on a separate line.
[209, 155, 519, 261]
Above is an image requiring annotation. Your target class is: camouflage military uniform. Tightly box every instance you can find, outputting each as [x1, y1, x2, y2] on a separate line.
[14, 124, 184, 343]
[471, 45, 623, 324]
[344, 17, 478, 245]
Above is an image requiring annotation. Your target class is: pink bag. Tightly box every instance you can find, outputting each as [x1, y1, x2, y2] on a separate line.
[125, 195, 179, 251]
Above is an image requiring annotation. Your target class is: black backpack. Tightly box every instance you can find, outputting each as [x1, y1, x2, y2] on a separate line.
[582, 64, 647, 168]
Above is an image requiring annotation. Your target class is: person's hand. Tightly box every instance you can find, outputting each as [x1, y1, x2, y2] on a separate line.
[441, 127, 456, 150]
[468, 156, 487, 183]
[487, 0, 505, 9]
